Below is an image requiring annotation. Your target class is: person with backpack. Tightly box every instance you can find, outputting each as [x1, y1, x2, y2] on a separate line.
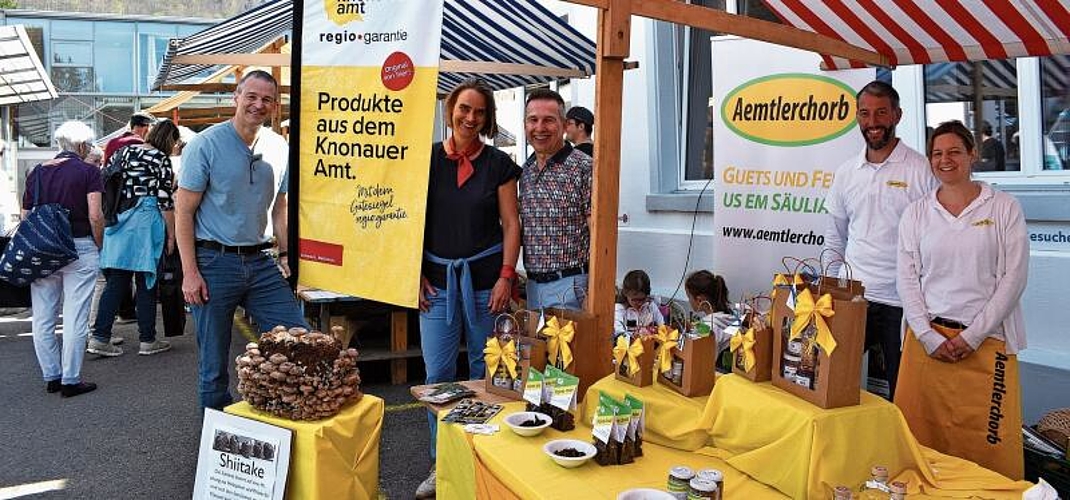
[87, 119, 180, 357]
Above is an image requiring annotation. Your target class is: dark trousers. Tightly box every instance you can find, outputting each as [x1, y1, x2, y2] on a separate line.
[117, 278, 136, 319]
[864, 301, 904, 400]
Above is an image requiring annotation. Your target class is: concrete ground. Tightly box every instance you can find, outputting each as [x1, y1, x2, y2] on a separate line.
[0, 304, 434, 499]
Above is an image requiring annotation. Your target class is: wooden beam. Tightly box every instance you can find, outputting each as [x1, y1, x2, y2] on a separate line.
[173, 53, 292, 66]
[562, 0, 888, 67]
[602, 0, 631, 58]
[160, 83, 293, 94]
[585, 0, 628, 392]
[439, 60, 589, 78]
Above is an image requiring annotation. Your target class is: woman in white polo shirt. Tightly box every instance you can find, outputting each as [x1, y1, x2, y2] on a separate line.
[895, 120, 1028, 479]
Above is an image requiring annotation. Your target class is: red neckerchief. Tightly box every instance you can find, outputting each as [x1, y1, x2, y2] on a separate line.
[444, 136, 484, 188]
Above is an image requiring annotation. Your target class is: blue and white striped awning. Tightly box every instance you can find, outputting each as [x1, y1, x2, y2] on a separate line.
[152, 0, 595, 93]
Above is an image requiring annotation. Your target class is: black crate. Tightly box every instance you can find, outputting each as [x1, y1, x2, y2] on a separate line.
[1025, 447, 1070, 497]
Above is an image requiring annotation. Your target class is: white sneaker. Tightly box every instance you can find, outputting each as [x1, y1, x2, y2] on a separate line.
[415, 468, 436, 499]
[138, 340, 172, 355]
[87, 338, 123, 357]
[110, 336, 124, 346]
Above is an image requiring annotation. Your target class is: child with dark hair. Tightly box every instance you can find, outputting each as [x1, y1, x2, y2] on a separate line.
[613, 270, 665, 337]
[684, 270, 734, 355]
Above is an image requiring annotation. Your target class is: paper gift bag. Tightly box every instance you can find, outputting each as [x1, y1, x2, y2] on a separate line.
[614, 333, 656, 387]
[771, 275, 867, 409]
[732, 296, 774, 383]
[657, 332, 716, 397]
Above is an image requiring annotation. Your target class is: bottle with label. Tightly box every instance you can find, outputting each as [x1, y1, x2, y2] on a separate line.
[858, 465, 890, 500]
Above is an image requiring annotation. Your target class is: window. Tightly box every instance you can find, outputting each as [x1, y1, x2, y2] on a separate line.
[137, 23, 179, 94]
[923, 60, 1019, 172]
[95, 22, 135, 93]
[677, 0, 724, 184]
[1041, 56, 1070, 171]
[51, 20, 95, 92]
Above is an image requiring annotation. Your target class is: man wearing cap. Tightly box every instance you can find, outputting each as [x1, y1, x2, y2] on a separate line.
[521, 89, 592, 310]
[565, 106, 594, 157]
[104, 112, 155, 166]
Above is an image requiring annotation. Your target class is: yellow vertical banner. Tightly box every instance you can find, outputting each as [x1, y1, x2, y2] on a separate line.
[297, 0, 444, 308]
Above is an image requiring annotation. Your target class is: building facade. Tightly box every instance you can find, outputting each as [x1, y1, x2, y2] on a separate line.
[0, 9, 227, 227]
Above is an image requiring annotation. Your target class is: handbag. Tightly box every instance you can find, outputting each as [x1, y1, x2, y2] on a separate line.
[0, 236, 31, 306]
[0, 162, 79, 286]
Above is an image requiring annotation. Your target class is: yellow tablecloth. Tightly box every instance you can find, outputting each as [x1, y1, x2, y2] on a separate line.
[225, 395, 384, 500]
[705, 374, 1030, 499]
[582, 376, 711, 451]
[437, 401, 788, 499]
[439, 375, 1034, 499]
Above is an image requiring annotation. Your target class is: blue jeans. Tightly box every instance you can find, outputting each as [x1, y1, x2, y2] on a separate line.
[192, 248, 308, 410]
[526, 273, 589, 310]
[30, 238, 99, 384]
[420, 285, 493, 459]
[93, 268, 158, 343]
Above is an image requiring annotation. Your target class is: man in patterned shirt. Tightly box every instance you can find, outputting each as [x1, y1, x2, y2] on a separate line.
[520, 88, 592, 310]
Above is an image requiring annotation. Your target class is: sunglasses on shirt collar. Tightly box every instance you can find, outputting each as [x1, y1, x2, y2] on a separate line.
[249, 153, 263, 184]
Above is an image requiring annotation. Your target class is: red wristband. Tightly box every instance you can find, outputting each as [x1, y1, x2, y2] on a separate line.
[500, 265, 517, 280]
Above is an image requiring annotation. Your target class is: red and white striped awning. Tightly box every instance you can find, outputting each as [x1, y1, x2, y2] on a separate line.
[762, 0, 1070, 69]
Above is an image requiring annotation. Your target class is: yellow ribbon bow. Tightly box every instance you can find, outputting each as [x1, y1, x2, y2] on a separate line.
[613, 335, 645, 377]
[771, 273, 799, 300]
[483, 337, 518, 379]
[729, 327, 757, 372]
[789, 288, 837, 355]
[541, 316, 575, 369]
[654, 325, 680, 374]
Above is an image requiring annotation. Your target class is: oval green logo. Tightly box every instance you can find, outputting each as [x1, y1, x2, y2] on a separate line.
[721, 73, 857, 147]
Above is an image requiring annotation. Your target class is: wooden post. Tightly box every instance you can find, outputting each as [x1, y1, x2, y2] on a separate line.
[585, 0, 631, 388]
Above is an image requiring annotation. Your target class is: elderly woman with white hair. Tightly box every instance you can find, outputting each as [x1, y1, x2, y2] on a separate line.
[22, 120, 105, 397]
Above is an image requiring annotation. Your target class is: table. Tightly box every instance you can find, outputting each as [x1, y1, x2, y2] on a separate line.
[438, 374, 1034, 499]
[437, 401, 788, 500]
[225, 395, 385, 500]
[297, 287, 413, 384]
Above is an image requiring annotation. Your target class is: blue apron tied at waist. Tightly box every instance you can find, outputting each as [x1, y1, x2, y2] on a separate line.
[424, 242, 504, 327]
[100, 196, 165, 288]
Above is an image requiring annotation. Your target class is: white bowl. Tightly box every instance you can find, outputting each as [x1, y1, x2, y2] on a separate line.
[503, 411, 552, 437]
[616, 489, 676, 500]
[542, 439, 597, 468]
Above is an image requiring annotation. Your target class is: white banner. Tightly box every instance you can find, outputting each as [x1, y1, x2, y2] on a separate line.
[711, 37, 874, 298]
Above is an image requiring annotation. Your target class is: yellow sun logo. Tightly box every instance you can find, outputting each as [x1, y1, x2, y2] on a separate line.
[326, 0, 365, 25]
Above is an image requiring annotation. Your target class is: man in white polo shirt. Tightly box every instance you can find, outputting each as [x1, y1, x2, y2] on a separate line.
[825, 81, 939, 400]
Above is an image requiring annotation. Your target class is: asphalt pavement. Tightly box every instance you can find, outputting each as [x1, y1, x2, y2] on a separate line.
[0, 304, 433, 499]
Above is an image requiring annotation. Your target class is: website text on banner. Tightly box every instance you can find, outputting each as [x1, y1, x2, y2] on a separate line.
[711, 37, 874, 297]
[297, 0, 444, 308]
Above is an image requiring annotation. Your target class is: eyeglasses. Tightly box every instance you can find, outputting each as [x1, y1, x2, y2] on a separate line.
[249, 153, 262, 184]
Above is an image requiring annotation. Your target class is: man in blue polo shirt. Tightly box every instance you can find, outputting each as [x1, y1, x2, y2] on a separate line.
[175, 70, 308, 410]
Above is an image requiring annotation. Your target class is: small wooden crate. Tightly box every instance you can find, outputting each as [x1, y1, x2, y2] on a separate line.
[614, 336, 656, 387]
[485, 334, 544, 400]
[657, 334, 716, 397]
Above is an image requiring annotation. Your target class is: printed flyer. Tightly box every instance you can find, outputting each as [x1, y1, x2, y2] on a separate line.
[296, 0, 444, 307]
[192, 410, 292, 500]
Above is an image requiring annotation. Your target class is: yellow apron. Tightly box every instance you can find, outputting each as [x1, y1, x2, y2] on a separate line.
[895, 323, 1023, 480]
